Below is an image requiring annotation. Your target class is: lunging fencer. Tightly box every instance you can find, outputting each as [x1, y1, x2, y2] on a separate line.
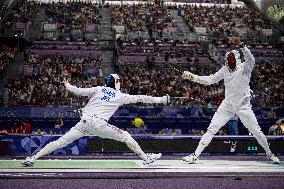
[181, 37, 280, 164]
[22, 74, 169, 166]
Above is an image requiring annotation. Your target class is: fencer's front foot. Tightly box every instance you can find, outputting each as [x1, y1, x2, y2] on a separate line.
[182, 153, 199, 164]
[21, 157, 35, 167]
[143, 153, 162, 166]
[268, 154, 280, 164]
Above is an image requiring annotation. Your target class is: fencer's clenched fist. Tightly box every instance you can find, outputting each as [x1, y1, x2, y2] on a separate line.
[182, 71, 195, 81]
[228, 37, 241, 46]
[160, 94, 170, 105]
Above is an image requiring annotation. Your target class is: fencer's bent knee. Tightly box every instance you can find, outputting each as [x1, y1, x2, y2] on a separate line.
[48, 140, 62, 149]
[56, 136, 73, 148]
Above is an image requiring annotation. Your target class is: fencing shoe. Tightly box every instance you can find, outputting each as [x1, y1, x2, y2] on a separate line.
[143, 153, 162, 165]
[268, 154, 280, 164]
[182, 153, 199, 164]
[21, 157, 35, 167]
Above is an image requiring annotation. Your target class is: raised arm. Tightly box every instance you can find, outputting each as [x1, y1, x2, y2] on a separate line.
[241, 46, 255, 74]
[63, 78, 96, 97]
[228, 37, 255, 74]
[121, 94, 169, 105]
[182, 67, 225, 85]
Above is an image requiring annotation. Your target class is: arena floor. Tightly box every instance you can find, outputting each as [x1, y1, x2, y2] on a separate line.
[1, 158, 284, 189]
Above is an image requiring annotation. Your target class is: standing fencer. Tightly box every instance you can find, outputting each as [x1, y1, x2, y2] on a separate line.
[22, 74, 169, 166]
[181, 37, 280, 164]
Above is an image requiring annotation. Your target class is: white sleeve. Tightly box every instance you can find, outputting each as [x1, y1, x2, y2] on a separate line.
[65, 83, 97, 97]
[193, 66, 225, 85]
[241, 46, 255, 74]
[121, 94, 164, 105]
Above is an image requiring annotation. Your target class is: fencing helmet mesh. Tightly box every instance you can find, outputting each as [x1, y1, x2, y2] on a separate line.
[225, 50, 241, 72]
[105, 74, 121, 90]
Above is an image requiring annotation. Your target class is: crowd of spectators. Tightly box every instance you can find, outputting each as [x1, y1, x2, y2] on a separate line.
[115, 40, 209, 66]
[182, 5, 274, 40]
[3, 54, 283, 109]
[172, 0, 231, 3]
[110, 4, 178, 40]
[5, 54, 103, 106]
[1, 0, 40, 35]
[0, 45, 17, 79]
[42, 2, 100, 40]
[9, 120, 31, 134]
[119, 64, 224, 109]
[251, 61, 284, 108]
[0, 2, 282, 111]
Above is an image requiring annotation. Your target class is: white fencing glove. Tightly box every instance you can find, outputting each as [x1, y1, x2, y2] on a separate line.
[182, 71, 195, 80]
[160, 94, 170, 105]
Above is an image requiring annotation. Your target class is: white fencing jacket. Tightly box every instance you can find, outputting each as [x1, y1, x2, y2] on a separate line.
[193, 47, 255, 106]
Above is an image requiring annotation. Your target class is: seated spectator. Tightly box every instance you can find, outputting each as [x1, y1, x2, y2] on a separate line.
[227, 116, 239, 135]
[189, 128, 198, 135]
[33, 129, 46, 135]
[54, 118, 64, 134]
[0, 45, 17, 78]
[21, 120, 31, 134]
[172, 129, 182, 135]
[269, 119, 284, 135]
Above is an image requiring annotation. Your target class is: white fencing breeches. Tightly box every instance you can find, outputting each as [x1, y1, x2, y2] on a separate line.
[33, 115, 147, 160]
[194, 99, 272, 157]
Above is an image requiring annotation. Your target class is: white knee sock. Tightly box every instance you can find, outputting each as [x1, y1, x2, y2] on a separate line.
[125, 137, 147, 160]
[195, 131, 214, 157]
[32, 141, 61, 160]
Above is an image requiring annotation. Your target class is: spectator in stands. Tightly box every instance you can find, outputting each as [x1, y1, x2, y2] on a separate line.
[33, 129, 46, 135]
[21, 120, 31, 134]
[200, 130, 205, 136]
[0, 45, 16, 79]
[269, 119, 284, 135]
[227, 116, 239, 135]
[54, 118, 64, 134]
[189, 128, 198, 135]
[159, 128, 173, 135]
[172, 129, 182, 135]
[10, 122, 19, 134]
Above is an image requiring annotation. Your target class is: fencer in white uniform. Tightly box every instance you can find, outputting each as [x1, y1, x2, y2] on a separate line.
[182, 41, 280, 164]
[22, 74, 169, 166]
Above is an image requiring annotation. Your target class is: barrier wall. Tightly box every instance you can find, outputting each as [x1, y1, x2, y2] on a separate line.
[1, 107, 282, 119]
[0, 135, 283, 156]
[0, 107, 282, 134]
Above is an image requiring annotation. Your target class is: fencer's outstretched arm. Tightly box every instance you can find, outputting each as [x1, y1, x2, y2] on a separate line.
[182, 67, 225, 85]
[63, 79, 96, 97]
[241, 46, 255, 73]
[122, 94, 169, 105]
